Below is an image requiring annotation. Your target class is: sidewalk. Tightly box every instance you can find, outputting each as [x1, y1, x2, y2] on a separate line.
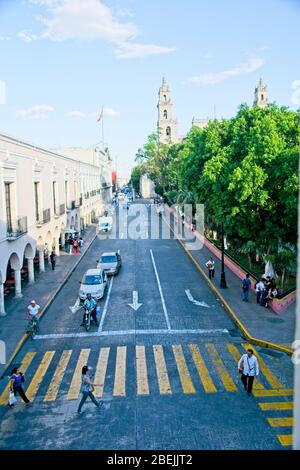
[0, 226, 96, 377]
[170, 215, 295, 348]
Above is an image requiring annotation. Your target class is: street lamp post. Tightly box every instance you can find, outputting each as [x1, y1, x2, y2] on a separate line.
[220, 222, 227, 288]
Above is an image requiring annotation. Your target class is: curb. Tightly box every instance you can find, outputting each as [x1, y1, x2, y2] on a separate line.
[163, 214, 293, 357]
[1, 229, 97, 378]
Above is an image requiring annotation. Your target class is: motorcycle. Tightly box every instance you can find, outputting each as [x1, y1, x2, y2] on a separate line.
[82, 306, 100, 331]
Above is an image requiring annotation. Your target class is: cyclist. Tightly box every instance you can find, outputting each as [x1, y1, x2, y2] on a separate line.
[81, 293, 98, 327]
[26, 300, 41, 331]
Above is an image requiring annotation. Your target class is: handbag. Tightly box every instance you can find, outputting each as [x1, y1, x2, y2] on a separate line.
[8, 391, 16, 406]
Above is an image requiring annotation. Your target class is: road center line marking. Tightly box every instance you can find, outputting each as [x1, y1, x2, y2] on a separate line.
[98, 277, 114, 332]
[150, 249, 171, 330]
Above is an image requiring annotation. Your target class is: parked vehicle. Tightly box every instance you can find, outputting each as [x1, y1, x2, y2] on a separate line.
[118, 193, 125, 201]
[79, 269, 107, 301]
[98, 216, 113, 233]
[97, 251, 122, 275]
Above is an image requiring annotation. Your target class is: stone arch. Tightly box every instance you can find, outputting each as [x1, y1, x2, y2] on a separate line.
[71, 216, 75, 229]
[54, 226, 60, 238]
[8, 252, 21, 271]
[46, 231, 52, 246]
[24, 242, 35, 260]
[36, 236, 44, 251]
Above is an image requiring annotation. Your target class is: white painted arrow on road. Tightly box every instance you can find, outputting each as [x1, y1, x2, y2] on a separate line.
[128, 291, 142, 311]
[69, 297, 81, 314]
[185, 289, 210, 308]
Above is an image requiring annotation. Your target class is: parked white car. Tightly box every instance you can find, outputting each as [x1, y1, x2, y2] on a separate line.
[79, 268, 107, 301]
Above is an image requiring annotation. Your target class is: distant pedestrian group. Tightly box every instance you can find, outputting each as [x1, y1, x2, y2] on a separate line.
[255, 276, 278, 308]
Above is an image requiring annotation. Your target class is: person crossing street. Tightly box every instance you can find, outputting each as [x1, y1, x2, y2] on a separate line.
[77, 366, 103, 414]
[238, 349, 259, 396]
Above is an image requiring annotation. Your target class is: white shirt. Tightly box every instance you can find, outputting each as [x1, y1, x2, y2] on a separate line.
[27, 304, 40, 317]
[238, 354, 259, 376]
[256, 281, 265, 292]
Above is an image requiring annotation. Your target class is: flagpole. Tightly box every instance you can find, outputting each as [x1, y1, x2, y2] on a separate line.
[101, 106, 104, 149]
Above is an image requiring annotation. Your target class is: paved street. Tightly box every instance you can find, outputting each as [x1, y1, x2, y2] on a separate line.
[0, 205, 294, 450]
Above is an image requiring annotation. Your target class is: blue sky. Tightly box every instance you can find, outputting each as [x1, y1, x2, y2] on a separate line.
[0, 0, 300, 178]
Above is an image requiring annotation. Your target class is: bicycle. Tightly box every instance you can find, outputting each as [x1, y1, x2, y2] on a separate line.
[27, 316, 39, 339]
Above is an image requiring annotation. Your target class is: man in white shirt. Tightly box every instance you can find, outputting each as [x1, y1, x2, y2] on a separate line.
[27, 300, 41, 320]
[255, 279, 265, 304]
[238, 349, 259, 396]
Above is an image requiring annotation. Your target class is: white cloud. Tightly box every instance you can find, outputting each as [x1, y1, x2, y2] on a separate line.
[115, 42, 175, 59]
[21, 0, 174, 59]
[116, 8, 134, 18]
[17, 30, 39, 42]
[188, 56, 265, 85]
[68, 110, 86, 119]
[16, 104, 54, 119]
[92, 107, 121, 119]
[0, 36, 11, 41]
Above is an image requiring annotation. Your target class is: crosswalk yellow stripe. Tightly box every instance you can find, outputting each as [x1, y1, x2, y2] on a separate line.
[67, 349, 90, 400]
[153, 345, 172, 395]
[172, 345, 195, 394]
[113, 346, 126, 397]
[94, 348, 110, 398]
[277, 434, 293, 446]
[44, 350, 72, 402]
[267, 417, 293, 427]
[253, 389, 293, 397]
[206, 343, 237, 392]
[242, 344, 284, 389]
[259, 402, 293, 411]
[226, 343, 264, 390]
[0, 351, 36, 405]
[26, 351, 55, 401]
[136, 346, 149, 395]
[189, 344, 217, 393]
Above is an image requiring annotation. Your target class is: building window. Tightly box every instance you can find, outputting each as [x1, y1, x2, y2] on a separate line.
[53, 181, 57, 214]
[261, 94, 264, 100]
[163, 110, 168, 119]
[163, 94, 167, 102]
[34, 182, 40, 221]
[166, 126, 171, 137]
[5, 182, 12, 231]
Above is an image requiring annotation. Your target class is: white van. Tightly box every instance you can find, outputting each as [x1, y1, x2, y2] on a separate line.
[79, 268, 107, 301]
[118, 192, 125, 201]
[98, 216, 113, 233]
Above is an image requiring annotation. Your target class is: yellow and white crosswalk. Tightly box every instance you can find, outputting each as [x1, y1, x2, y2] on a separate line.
[0, 342, 293, 447]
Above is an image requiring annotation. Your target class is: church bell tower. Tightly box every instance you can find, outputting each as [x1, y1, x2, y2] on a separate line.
[253, 77, 268, 108]
[157, 77, 178, 144]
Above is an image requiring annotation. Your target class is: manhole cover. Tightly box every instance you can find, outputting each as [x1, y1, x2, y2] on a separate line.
[266, 317, 284, 323]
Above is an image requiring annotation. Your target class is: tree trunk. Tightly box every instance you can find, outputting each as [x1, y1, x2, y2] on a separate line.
[247, 253, 252, 269]
[281, 269, 285, 289]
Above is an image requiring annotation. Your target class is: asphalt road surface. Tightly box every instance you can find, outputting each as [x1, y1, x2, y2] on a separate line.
[0, 203, 294, 450]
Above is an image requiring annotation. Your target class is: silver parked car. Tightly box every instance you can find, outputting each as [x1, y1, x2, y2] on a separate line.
[97, 251, 122, 275]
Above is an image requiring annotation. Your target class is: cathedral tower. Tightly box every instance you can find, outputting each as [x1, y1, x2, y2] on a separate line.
[157, 77, 178, 143]
[253, 77, 268, 108]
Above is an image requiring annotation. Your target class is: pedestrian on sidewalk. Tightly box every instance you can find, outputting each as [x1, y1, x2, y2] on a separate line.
[9, 367, 30, 407]
[237, 349, 259, 396]
[77, 366, 103, 414]
[73, 239, 79, 255]
[50, 251, 56, 270]
[205, 258, 215, 279]
[255, 278, 265, 304]
[68, 236, 73, 255]
[78, 237, 84, 252]
[242, 273, 251, 301]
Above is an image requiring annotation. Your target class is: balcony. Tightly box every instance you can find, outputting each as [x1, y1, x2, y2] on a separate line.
[6, 217, 28, 240]
[66, 201, 76, 211]
[84, 192, 90, 199]
[55, 203, 65, 217]
[36, 209, 51, 226]
[75, 197, 83, 207]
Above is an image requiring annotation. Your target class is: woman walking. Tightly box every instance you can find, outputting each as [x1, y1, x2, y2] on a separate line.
[9, 367, 30, 407]
[77, 366, 103, 414]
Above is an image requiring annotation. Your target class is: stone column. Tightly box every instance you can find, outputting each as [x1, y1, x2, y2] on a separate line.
[0, 283, 6, 316]
[14, 269, 22, 298]
[60, 234, 65, 249]
[38, 250, 45, 272]
[55, 238, 60, 257]
[27, 258, 35, 285]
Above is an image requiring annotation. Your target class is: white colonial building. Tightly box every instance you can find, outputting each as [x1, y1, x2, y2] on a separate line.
[157, 77, 179, 144]
[0, 133, 112, 315]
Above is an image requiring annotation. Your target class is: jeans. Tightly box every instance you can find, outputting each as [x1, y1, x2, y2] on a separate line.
[242, 289, 249, 301]
[77, 391, 99, 412]
[241, 374, 255, 393]
[208, 269, 215, 279]
[13, 386, 30, 403]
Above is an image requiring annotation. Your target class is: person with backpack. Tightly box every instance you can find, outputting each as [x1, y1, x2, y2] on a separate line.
[242, 273, 251, 301]
[77, 365, 103, 414]
[9, 367, 30, 407]
[238, 349, 259, 396]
